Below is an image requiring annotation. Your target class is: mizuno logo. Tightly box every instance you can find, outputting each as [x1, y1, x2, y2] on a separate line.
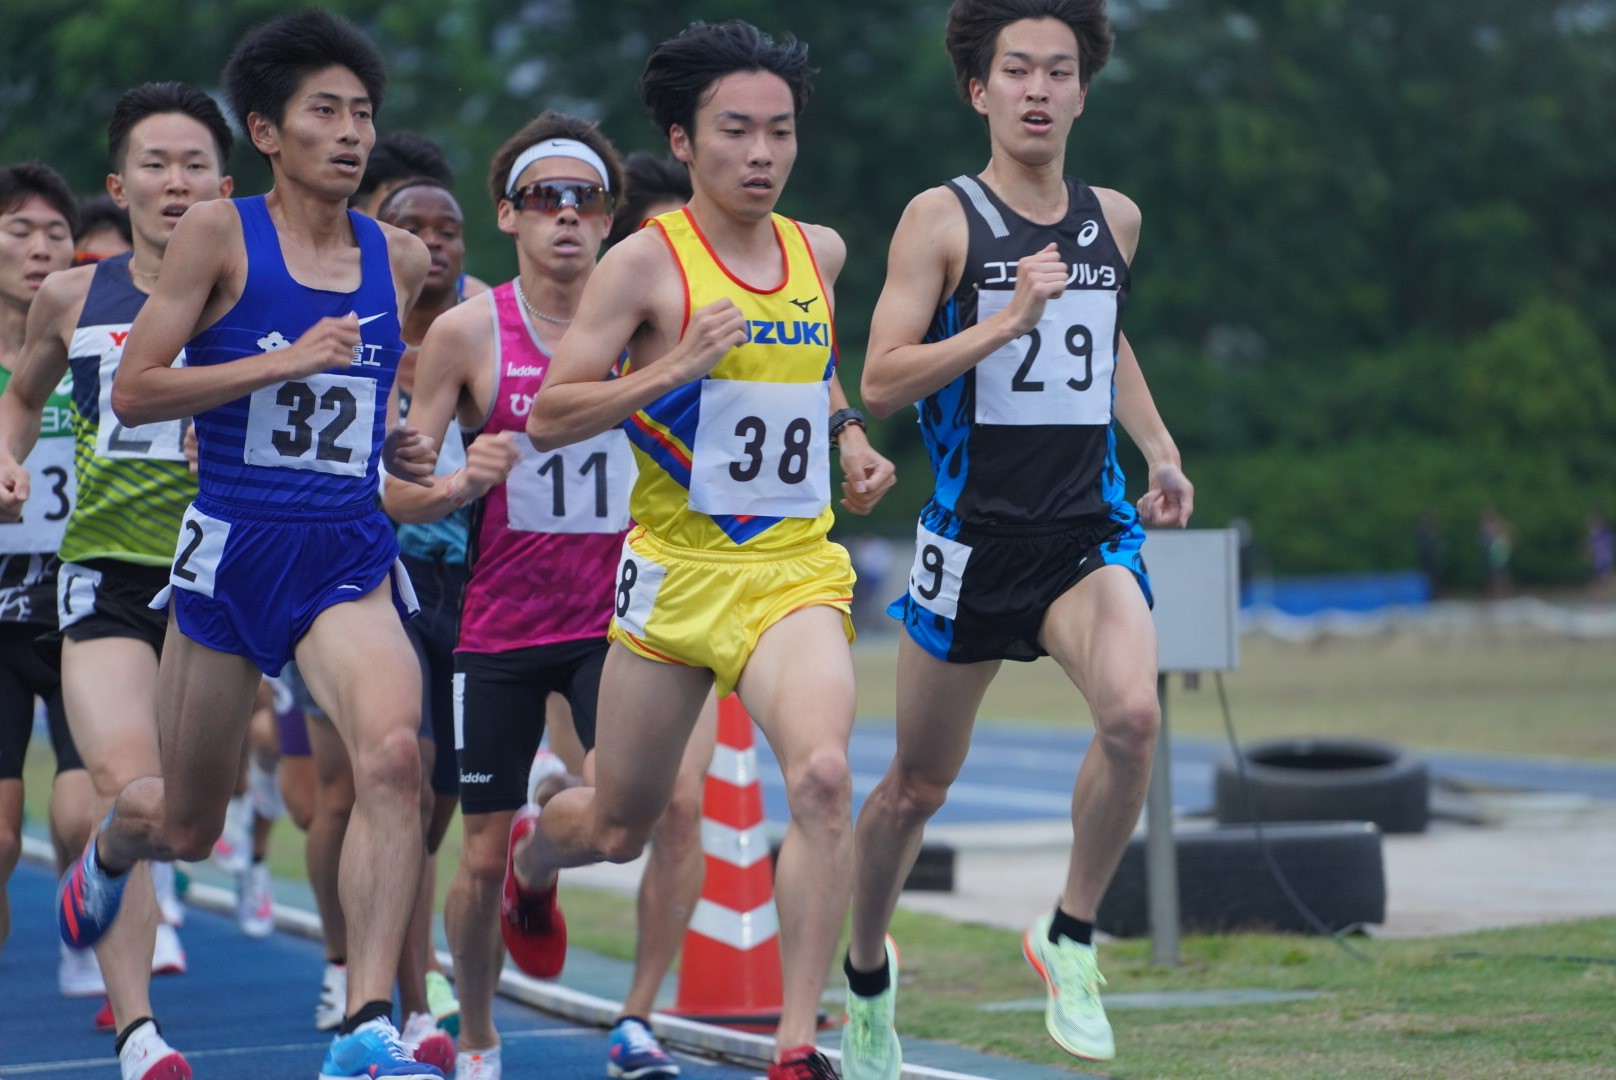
[788, 295, 819, 312]
[741, 319, 829, 346]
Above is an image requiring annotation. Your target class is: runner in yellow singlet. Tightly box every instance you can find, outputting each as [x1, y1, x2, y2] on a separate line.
[508, 22, 896, 1080]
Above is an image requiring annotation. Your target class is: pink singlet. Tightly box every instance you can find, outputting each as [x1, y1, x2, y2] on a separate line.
[455, 282, 636, 653]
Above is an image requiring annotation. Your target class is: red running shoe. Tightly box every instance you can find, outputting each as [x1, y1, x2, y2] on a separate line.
[94, 995, 115, 1032]
[500, 805, 567, 978]
[767, 1045, 840, 1079]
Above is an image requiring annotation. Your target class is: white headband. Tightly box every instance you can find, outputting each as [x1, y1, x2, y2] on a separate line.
[505, 138, 611, 196]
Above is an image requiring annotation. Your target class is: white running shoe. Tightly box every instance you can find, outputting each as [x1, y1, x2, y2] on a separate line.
[236, 862, 275, 938]
[151, 921, 186, 976]
[526, 748, 568, 806]
[455, 1045, 501, 1080]
[150, 860, 185, 928]
[117, 1018, 190, 1080]
[248, 757, 285, 821]
[315, 962, 347, 1031]
[58, 941, 106, 998]
[212, 793, 251, 874]
[401, 1011, 456, 1074]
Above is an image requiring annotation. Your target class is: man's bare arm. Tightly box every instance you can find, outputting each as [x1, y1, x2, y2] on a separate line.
[111, 202, 368, 426]
[861, 187, 1064, 418]
[0, 269, 84, 517]
[528, 230, 745, 451]
[383, 301, 513, 522]
[0, 268, 81, 466]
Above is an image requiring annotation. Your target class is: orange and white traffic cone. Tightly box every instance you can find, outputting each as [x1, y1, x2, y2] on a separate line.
[668, 695, 784, 1030]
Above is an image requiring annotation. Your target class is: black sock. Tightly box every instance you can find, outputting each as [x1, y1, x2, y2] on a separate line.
[114, 1017, 157, 1055]
[328, 956, 346, 968]
[844, 950, 891, 998]
[1049, 905, 1094, 947]
[338, 1000, 393, 1035]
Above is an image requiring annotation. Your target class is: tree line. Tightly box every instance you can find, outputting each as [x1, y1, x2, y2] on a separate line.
[4, 0, 1611, 586]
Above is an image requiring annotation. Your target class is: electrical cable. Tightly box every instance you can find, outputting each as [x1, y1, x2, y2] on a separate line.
[1214, 671, 1374, 963]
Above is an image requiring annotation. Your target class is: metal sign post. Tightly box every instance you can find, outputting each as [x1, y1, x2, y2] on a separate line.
[1143, 529, 1241, 965]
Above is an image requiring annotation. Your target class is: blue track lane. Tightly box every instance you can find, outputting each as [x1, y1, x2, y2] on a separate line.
[0, 860, 760, 1079]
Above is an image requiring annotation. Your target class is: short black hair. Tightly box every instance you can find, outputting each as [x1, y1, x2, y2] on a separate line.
[0, 161, 80, 234]
[638, 20, 815, 140]
[355, 131, 453, 206]
[605, 153, 692, 249]
[222, 8, 386, 135]
[107, 81, 233, 172]
[486, 111, 625, 210]
[373, 176, 458, 223]
[945, 0, 1114, 98]
[75, 192, 132, 245]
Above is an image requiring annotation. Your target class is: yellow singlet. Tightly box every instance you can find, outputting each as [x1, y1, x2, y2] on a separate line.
[624, 208, 837, 553]
[608, 208, 854, 695]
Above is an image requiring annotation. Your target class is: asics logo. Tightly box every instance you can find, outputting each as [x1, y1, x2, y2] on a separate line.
[1077, 220, 1099, 247]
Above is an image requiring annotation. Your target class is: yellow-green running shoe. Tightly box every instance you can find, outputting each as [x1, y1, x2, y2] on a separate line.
[840, 936, 902, 1080]
[1022, 914, 1114, 1062]
[425, 969, 460, 1038]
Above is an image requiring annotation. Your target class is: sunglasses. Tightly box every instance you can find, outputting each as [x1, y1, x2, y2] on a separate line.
[507, 179, 615, 216]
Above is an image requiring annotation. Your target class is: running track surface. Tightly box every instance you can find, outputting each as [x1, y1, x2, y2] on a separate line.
[0, 860, 761, 1080]
[755, 722, 1616, 827]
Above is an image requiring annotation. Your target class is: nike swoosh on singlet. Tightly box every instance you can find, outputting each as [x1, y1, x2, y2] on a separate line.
[355, 313, 387, 326]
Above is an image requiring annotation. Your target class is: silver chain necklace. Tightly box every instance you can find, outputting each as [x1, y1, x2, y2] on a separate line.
[514, 280, 574, 325]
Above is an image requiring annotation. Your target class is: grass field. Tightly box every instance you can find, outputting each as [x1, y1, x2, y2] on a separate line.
[17, 622, 1616, 1077]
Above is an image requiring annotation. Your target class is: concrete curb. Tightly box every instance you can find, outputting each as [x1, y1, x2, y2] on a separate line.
[22, 835, 993, 1079]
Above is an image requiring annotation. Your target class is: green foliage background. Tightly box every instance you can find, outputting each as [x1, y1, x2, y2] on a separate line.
[5, 0, 1612, 586]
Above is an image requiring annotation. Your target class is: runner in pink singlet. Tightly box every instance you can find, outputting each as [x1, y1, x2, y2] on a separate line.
[379, 112, 628, 1080]
[455, 279, 632, 656]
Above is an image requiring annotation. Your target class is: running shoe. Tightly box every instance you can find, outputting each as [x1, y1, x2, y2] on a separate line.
[401, 1011, 456, 1074]
[527, 748, 569, 806]
[499, 805, 566, 978]
[840, 937, 901, 1080]
[1022, 913, 1114, 1062]
[117, 1018, 190, 1079]
[315, 962, 347, 1031]
[766, 1045, 839, 1079]
[425, 970, 460, 1038]
[150, 861, 185, 927]
[454, 1045, 501, 1080]
[59, 941, 106, 998]
[151, 921, 187, 975]
[236, 862, 275, 938]
[606, 1017, 679, 1079]
[57, 831, 127, 950]
[95, 996, 115, 1032]
[212, 793, 251, 874]
[318, 1017, 444, 1079]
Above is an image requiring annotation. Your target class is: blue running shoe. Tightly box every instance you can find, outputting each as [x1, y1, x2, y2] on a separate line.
[57, 829, 128, 950]
[607, 1017, 680, 1079]
[319, 1017, 445, 1079]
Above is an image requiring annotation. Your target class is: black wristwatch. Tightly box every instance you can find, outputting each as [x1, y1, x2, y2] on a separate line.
[828, 407, 867, 445]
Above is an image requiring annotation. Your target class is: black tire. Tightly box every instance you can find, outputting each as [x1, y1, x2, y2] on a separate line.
[1096, 821, 1385, 937]
[1214, 736, 1430, 834]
